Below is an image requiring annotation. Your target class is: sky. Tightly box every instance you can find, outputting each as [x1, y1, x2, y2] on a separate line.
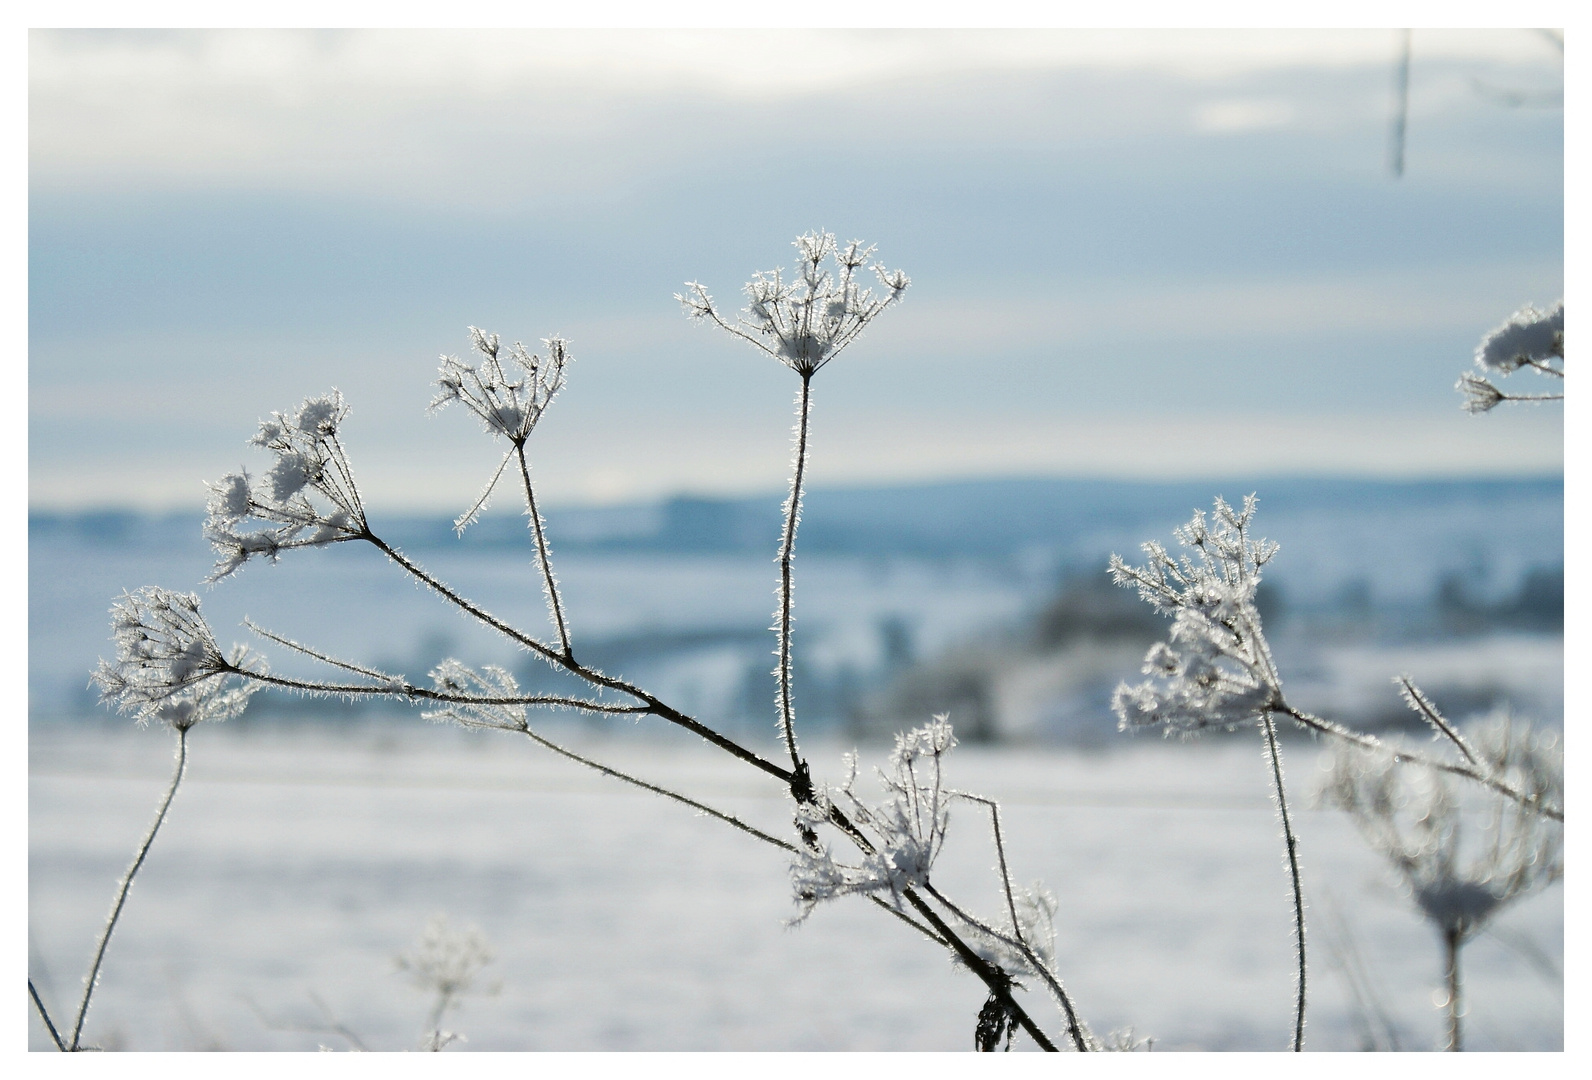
[28, 27, 1565, 511]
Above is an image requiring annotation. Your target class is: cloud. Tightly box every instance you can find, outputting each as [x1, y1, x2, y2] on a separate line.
[1193, 98, 1296, 132]
[30, 28, 1564, 207]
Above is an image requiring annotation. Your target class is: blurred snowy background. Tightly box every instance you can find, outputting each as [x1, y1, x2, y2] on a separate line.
[30, 27, 1561, 1052]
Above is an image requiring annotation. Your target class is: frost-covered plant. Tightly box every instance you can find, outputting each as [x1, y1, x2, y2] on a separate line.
[1109, 496, 1308, 1051]
[680, 230, 909, 784]
[1320, 715, 1563, 1050]
[45, 235, 1106, 1053]
[28, 591, 268, 1051]
[1110, 501, 1565, 817]
[204, 391, 369, 580]
[1456, 300, 1564, 413]
[793, 717, 1096, 1052]
[791, 718, 956, 916]
[1108, 495, 1566, 1051]
[1109, 496, 1283, 733]
[91, 587, 264, 726]
[677, 230, 909, 378]
[397, 914, 497, 1051]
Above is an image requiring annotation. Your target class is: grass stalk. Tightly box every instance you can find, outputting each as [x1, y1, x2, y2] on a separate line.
[69, 726, 189, 1051]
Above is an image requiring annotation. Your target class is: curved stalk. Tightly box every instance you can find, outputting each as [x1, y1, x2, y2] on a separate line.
[923, 883, 1092, 1051]
[775, 374, 813, 771]
[70, 727, 189, 1051]
[941, 798, 1094, 1049]
[1262, 714, 1307, 1051]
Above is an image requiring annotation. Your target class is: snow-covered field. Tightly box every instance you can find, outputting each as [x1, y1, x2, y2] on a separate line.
[29, 481, 1563, 1051]
[30, 719, 1562, 1052]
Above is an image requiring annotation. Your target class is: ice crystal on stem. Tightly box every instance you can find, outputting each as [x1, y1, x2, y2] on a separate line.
[677, 229, 909, 377]
[790, 718, 954, 920]
[1109, 496, 1282, 732]
[204, 391, 368, 580]
[92, 587, 263, 727]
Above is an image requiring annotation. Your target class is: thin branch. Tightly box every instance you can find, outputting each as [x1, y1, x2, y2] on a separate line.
[923, 882, 1093, 1052]
[453, 448, 514, 534]
[229, 666, 652, 715]
[900, 887, 1064, 1052]
[1262, 714, 1307, 1052]
[514, 443, 573, 658]
[30, 979, 65, 1051]
[358, 529, 795, 784]
[1389, 29, 1411, 178]
[869, 896, 950, 948]
[244, 619, 403, 684]
[515, 726, 797, 854]
[951, 792, 1024, 947]
[1277, 704, 1563, 821]
[363, 531, 563, 665]
[1396, 676, 1478, 765]
[71, 727, 189, 1051]
[1522, 358, 1564, 378]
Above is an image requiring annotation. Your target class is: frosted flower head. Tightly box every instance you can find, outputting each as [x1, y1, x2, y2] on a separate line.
[203, 390, 368, 580]
[1456, 371, 1506, 414]
[92, 588, 263, 727]
[1109, 496, 1283, 732]
[432, 329, 569, 444]
[396, 914, 494, 1001]
[679, 230, 909, 377]
[789, 717, 954, 921]
[1475, 301, 1563, 373]
[142, 648, 263, 731]
[422, 661, 527, 732]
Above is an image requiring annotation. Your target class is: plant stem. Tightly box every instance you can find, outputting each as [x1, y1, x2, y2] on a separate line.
[1278, 704, 1562, 821]
[514, 443, 572, 658]
[360, 530, 795, 784]
[514, 726, 796, 854]
[924, 882, 1093, 1052]
[70, 726, 189, 1051]
[1262, 714, 1307, 1051]
[775, 374, 813, 771]
[1443, 928, 1463, 1051]
[30, 979, 65, 1051]
[366, 532, 563, 664]
[900, 887, 1063, 1052]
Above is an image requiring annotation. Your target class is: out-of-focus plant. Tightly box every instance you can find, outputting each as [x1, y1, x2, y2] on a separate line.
[397, 914, 497, 1052]
[1320, 715, 1563, 1050]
